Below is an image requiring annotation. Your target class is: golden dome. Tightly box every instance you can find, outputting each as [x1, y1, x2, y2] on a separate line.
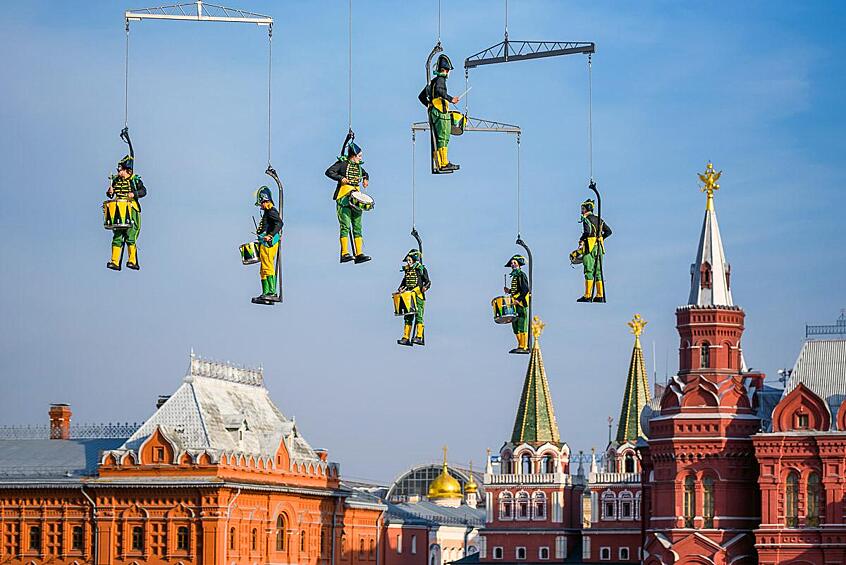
[464, 469, 478, 494]
[427, 447, 463, 500]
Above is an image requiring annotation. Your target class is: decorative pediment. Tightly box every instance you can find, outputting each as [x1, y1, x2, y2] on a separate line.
[772, 382, 831, 432]
[139, 426, 178, 465]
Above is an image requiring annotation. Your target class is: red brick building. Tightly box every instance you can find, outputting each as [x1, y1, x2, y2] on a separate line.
[0, 354, 384, 564]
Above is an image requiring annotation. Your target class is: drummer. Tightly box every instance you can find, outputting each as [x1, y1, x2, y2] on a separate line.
[397, 249, 430, 347]
[505, 254, 530, 354]
[106, 155, 146, 271]
[325, 141, 371, 264]
[252, 186, 283, 304]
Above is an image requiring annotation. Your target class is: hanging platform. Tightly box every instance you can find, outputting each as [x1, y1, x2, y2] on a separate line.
[125, 1, 272, 25]
[464, 39, 594, 69]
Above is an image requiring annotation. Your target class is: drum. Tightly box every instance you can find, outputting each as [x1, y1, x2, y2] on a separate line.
[451, 112, 466, 135]
[569, 248, 584, 265]
[348, 191, 375, 212]
[491, 295, 518, 324]
[392, 291, 418, 317]
[103, 199, 132, 230]
[239, 242, 260, 265]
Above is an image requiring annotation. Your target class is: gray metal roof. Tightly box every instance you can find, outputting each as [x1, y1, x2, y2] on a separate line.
[687, 200, 733, 307]
[0, 438, 124, 481]
[385, 499, 485, 527]
[783, 339, 846, 423]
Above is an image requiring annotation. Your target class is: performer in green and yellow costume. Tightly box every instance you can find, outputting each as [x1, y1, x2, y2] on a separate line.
[577, 198, 612, 303]
[505, 254, 531, 354]
[252, 186, 283, 304]
[325, 142, 371, 263]
[397, 249, 430, 347]
[106, 155, 147, 271]
[418, 54, 460, 173]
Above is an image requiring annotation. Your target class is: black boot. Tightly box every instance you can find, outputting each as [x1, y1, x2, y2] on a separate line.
[251, 296, 273, 305]
[443, 162, 460, 171]
[106, 262, 121, 271]
[576, 296, 592, 303]
[354, 254, 371, 264]
[509, 347, 530, 355]
[593, 296, 606, 303]
[126, 262, 140, 271]
[340, 254, 354, 263]
[397, 338, 413, 346]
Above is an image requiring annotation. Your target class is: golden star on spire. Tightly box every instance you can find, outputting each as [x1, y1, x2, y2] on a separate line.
[627, 314, 647, 337]
[698, 162, 722, 211]
[531, 316, 546, 339]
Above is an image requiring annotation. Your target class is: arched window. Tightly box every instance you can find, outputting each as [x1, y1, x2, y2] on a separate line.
[624, 453, 635, 474]
[370, 538, 376, 558]
[786, 472, 799, 527]
[359, 538, 365, 558]
[276, 515, 287, 551]
[251, 528, 258, 551]
[683, 476, 696, 528]
[501, 454, 512, 474]
[725, 343, 733, 369]
[532, 492, 547, 520]
[700, 342, 711, 369]
[619, 491, 634, 520]
[229, 527, 236, 550]
[703, 477, 715, 528]
[601, 491, 617, 520]
[541, 454, 555, 474]
[517, 492, 530, 519]
[300, 530, 306, 552]
[807, 472, 822, 527]
[499, 491, 513, 519]
[521, 454, 532, 475]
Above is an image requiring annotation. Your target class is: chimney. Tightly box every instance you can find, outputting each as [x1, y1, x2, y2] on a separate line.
[49, 404, 72, 440]
[156, 395, 171, 409]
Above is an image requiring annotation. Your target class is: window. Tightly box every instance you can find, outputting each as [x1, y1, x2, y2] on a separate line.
[320, 529, 325, 557]
[369, 539, 375, 559]
[700, 342, 711, 368]
[251, 528, 257, 551]
[539, 546, 550, 560]
[601, 492, 616, 520]
[786, 471, 799, 527]
[301, 530, 306, 552]
[131, 526, 144, 551]
[581, 537, 590, 560]
[797, 413, 809, 429]
[501, 455, 512, 474]
[807, 472, 822, 527]
[533, 492, 547, 519]
[521, 454, 532, 475]
[619, 547, 630, 560]
[176, 526, 189, 551]
[516, 546, 526, 560]
[493, 546, 503, 559]
[703, 477, 715, 528]
[726, 343, 733, 369]
[517, 491, 530, 519]
[411, 534, 417, 554]
[620, 492, 633, 520]
[600, 546, 611, 561]
[541, 454, 555, 474]
[499, 491, 513, 519]
[624, 453, 635, 473]
[229, 527, 236, 550]
[29, 525, 42, 551]
[71, 526, 83, 550]
[276, 515, 286, 551]
[683, 476, 696, 528]
[396, 533, 402, 554]
[153, 446, 165, 462]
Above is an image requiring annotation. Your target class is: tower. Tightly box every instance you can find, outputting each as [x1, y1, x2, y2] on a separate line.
[641, 164, 760, 565]
[478, 317, 585, 563]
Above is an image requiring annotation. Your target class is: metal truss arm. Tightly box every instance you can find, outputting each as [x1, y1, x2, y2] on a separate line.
[464, 40, 594, 69]
[411, 117, 521, 135]
[126, 0, 272, 25]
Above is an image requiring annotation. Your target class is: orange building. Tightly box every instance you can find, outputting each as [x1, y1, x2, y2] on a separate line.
[0, 354, 384, 564]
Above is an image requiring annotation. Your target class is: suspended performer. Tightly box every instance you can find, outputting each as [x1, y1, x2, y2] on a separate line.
[106, 155, 147, 271]
[418, 54, 459, 173]
[325, 142, 372, 264]
[252, 186, 283, 304]
[576, 198, 612, 303]
[397, 249, 430, 347]
[505, 254, 531, 354]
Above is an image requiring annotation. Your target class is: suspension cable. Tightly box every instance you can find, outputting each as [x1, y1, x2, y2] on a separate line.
[124, 21, 130, 128]
[348, 0, 353, 130]
[464, 68, 469, 115]
[587, 53, 593, 181]
[412, 131, 417, 229]
[516, 133, 521, 237]
[437, 0, 442, 43]
[267, 24, 273, 166]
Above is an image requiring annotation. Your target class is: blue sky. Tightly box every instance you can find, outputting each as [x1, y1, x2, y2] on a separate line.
[1, 1, 844, 484]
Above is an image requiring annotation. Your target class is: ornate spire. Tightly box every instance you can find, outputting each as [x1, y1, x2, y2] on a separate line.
[511, 317, 561, 445]
[689, 162, 733, 307]
[615, 314, 651, 445]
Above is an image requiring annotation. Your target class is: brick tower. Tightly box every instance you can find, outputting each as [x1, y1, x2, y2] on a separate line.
[641, 164, 761, 565]
[478, 317, 585, 563]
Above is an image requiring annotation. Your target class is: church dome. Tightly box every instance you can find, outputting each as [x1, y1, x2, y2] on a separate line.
[464, 472, 478, 494]
[428, 447, 462, 500]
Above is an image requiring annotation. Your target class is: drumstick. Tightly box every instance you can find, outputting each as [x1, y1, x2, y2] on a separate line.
[455, 86, 472, 101]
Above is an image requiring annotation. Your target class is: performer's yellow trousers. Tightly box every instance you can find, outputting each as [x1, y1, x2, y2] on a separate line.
[259, 242, 279, 278]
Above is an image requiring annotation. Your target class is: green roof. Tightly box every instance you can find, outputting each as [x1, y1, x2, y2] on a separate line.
[511, 338, 561, 446]
[615, 333, 651, 444]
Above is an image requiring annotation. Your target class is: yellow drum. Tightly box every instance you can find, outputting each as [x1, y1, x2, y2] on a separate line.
[491, 295, 518, 324]
[392, 291, 418, 317]
[103, 199, 131, 230]
[239, 241, 260, 265]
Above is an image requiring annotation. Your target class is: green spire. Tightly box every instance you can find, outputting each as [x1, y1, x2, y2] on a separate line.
[511, 317, 561, 446]
[616, 315, 651, 444]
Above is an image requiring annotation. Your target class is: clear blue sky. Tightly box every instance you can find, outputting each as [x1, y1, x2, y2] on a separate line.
[1, 1, 844, 483]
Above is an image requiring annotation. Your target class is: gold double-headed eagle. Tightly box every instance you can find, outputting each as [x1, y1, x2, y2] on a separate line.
[698, 162, 722, 210]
